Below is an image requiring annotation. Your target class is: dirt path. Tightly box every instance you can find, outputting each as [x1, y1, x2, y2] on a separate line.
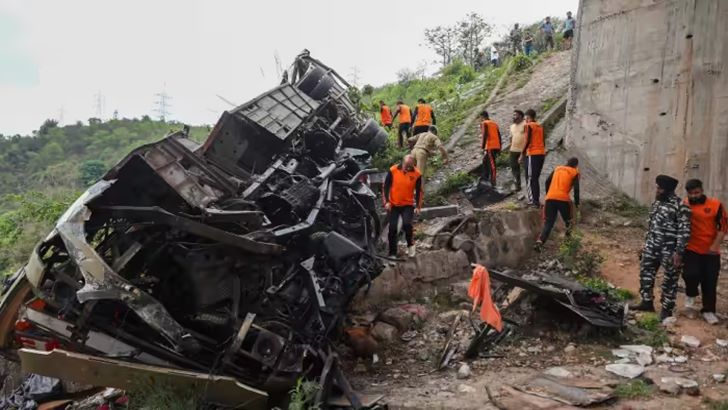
[428, 51, 572, 194]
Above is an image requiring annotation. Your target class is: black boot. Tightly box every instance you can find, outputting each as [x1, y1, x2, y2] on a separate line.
[660, 310, 673, 321]
[630, 300, 655, 312]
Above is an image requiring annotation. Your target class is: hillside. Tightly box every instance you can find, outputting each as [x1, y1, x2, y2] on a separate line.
[0, 118, 210, 199]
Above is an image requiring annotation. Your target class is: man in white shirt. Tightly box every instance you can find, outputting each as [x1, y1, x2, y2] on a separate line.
[509, 110, 527, 191]
[490, 46, 499, 67]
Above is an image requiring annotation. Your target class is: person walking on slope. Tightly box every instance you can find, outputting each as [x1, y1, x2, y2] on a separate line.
[382, 155, 423, 258]
[479, 111, 501, 186]
[632, 175, 691, 321]
[563, 11, 576, 50]
[521, 109, 546, 207]
[534, 157, 580, 251]
[509, 110, 527, 191]
[682, 179, 727, 325]
[408, 125, 449, 184]
[541, 16, 555, 50]
[379, 100, 393, 129]
[391, 100, 412, 148]
[412, 98, 436, 136]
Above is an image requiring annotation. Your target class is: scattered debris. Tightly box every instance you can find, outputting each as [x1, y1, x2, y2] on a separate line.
[514, 374, 614, 406]
[371, 322, 399, 342]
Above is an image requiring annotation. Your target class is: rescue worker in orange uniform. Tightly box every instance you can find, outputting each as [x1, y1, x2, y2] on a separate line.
[479, 110, 501, 186]
[521, 109, 546, 207]
[682, 179, 727, 324]
[379, 100, 393, 129]
[382, 154, 423, 258]
[391, 100, 412, 148]
[535, 157, 580, 250]
[412, 98, 436, 136]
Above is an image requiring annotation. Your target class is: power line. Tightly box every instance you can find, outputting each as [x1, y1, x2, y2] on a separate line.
[153, 84, 172, 121]
[349, 66, 361, 87]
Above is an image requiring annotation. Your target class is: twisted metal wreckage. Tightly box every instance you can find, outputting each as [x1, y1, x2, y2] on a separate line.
[0, 51, 390, 409]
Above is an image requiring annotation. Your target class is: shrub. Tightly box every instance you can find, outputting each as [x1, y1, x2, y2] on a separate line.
[614, 380, 652, 399]
[438, 171, 475, 196]
[79, 160, 107, 186]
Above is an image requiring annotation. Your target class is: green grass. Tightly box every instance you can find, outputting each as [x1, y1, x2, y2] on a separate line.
[541, 96, 560, 113]
[576, 275, 635, 302]
[607, 193, 649, 219]
[636, 313, 660, 331]
[288, 378, 321, 410]
[614, 380, 652, 399]
[127, 381, 201, 410]
[633, 313, 670, 347]
[557, 230, 604, 276]
[437, 171, 475, 197]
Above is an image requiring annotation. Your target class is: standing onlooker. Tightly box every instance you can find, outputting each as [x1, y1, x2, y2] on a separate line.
[391, 100, 412, 148]
[563, 11, 576, 50]
[508, 110, 527, 191]
[408, 125, 448, 184]
[632, 175, 691, 321]
[379, 100, 392, 129]
[682, 179, 727, 324]
[382, 154, 423, 258]
[521, 109, 546, 207]
[523, 31, 534, 56]
[541, 17, 554, 50]
[412, 98, 436, 136]
[510, 24, 522, 55]
[479, 111, 501, 186]
[490, 46, 500, 67]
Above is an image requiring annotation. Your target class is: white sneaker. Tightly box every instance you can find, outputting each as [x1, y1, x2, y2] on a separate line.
[407, 245, 416, 258]
[685, 297, 696, 309]
[703, 312, 719, 325]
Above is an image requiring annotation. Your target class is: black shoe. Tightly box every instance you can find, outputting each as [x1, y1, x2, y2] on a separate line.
[533, 240, 544, 252]
[630, 300, 655, 312]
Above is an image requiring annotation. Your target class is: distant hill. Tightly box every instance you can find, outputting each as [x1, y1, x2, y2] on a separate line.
[0, 117, 211, 198]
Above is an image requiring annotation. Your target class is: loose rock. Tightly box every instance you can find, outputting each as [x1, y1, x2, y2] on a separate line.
[716, 339, 728, 348]
[564, 343, 576, 353]
[379, 307, 414, 331]
[605, 363, 645, 379]
[680, 335, 701, 348]
[457, 384, 476, 393]
[544, 367, 574, 378]
[371, 322, 399, 342]
[714, 374, 726, 383]
[457, 363, 472, 380]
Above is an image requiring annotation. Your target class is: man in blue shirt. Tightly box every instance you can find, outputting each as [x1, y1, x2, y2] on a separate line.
[541, 17, 554, 50]
[563, 11, 576, 50]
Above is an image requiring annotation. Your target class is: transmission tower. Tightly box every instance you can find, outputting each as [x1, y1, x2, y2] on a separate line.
[348, 66, 361, 87]
[93, 91, 106, 118]
[153, 85, 172, 121]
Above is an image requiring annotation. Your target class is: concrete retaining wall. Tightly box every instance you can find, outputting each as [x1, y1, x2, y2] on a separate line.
[354, 209, 540, 309]
[566, 0, 728, 204]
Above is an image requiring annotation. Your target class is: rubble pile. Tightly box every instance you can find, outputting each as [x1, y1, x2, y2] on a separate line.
[0, 52, 389, 408]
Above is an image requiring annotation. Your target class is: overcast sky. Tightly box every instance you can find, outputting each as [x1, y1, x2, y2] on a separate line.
[0, 0, 578, 135]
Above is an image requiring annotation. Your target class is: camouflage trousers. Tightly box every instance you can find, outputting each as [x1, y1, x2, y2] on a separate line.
[639, 244, 680, 313]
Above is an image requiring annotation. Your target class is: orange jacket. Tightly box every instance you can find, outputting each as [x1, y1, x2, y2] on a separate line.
[685, 197, 727, 254]
[480, 120, 501, 150]
[467, 264, 503, 332]
[396, 104, 412, 124]
[545, 165, 579, 202]
[384, 164, 423, 207]
[414, 103, 433, 127]
[380, 105, 392, 125]
[525, 121, 546, 156]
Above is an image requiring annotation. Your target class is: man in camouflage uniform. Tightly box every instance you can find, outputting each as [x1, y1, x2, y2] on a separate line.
[632, 175, 692, 320]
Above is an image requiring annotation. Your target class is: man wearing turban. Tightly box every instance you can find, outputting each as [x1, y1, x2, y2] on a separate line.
[631, 175, 692, 321]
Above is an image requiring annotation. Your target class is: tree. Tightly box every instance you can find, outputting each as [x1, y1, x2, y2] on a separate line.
[395, 68, 418, 84]
[456, 12, 492, 67]
[38, 119, 58, 136]
[424, 25, 458, 67]
[361, 84, 374, 97]
[79, 160, 106, 186]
